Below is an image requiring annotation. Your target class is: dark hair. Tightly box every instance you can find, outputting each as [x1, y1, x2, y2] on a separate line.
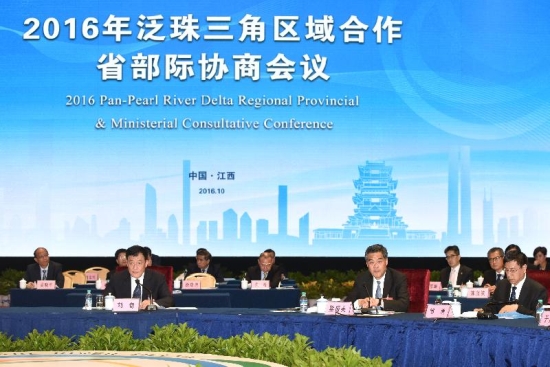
[143, 246, 152, 259]
[533, 246, 547, 257]
[196, 248, 212, 260]
[444, 245, 460, 256]
[365, 244, 388, 259]
[264, 248, 276, 257]
[33, 247, 48, 258]
[505, 244, 521, 254]
[126, 245, 147, 259]
[114, 248, 126, 259]
[487, 247, 504, 258]
[504, 250, 528, 267]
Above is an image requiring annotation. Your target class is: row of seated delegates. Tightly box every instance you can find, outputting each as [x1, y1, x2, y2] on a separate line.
[345, 244, 409, 312]
[106, 248, 128, 281]
[475, 250, 548, 316]
[245, 249, 287, 289]
[103, 245, 174, 310]
[23, 247, 64, 289]
[185, 248, 224, 283]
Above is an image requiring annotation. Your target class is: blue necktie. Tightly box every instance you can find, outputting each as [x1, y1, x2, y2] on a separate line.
[132, 284, 141, 300]
[42, 270, 47, 280]
[375, 281, 382, 299]
[509, 286, 517, 302]
[496, 274, 502, 283]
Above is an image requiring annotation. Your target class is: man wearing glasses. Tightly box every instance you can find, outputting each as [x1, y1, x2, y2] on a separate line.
[246, 251, 284, 288]
[440, 245, 473, 288]
[481, 247, 506, 294]
[478, 251, 547, 315]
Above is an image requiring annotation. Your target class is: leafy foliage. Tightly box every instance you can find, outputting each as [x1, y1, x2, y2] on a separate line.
[290, 269, 359, 299]
[144, 323, 216, 353]
[19, 330, 75, 351]
[0, 268, 25, 295]
[78, 325, 143, 351]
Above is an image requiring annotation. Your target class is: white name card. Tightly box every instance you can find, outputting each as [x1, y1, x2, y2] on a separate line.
[538, 311, 550, 327]
[112, 298, 140, 312]
[425, 304, 453, 318]
[36, 280, 56, 290]
[251, 280, 270, 289]
[182, 280, 201, 290]
[86, 272, 98, 282]
[429, 282, 443, 291]
[325, 301, 353, 316]
[466, 288, 490, 298]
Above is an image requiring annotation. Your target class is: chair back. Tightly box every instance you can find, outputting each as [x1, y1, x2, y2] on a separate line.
[186, 272, 216, 288]
[527, 270, 550, 303]
[63, 274, 73, 288]
[148, 265, 174, 292]
[62, 270, 87, 285]
[397, 269, 431, 313]
[84, 266, 110, 281]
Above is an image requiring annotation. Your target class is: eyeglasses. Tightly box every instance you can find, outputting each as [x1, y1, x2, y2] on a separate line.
[504, 267, 520, 274]
[445, 254, 457, 260]
[260, 263, 272, 267]
[488, 256, 503, 262]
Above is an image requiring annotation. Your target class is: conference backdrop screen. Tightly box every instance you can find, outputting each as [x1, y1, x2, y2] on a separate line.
[1, 1, 548, 257]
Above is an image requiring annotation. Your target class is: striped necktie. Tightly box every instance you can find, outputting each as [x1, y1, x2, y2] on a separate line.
[42, 270, 47, 280]
[509, 286, 517, 302]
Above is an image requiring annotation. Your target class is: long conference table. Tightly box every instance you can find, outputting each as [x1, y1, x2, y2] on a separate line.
[1, 307, 549, 366]
[10, 284, 301, 309]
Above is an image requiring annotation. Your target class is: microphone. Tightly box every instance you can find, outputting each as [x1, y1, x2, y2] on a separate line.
[135, 279, 157, 311]
[362, 283, 378, 314]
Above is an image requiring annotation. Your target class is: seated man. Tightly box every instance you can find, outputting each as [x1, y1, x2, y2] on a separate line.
[478, 251, 547, 316]
[246, 251, 284, 288]
[346, 244, 409, 312]
[505, 244, 537, 269]
[481, 247, 506, 294]
[186, 248, 224, 283]
[440, 245, 473, 287]
[263, 248, 287, 280]
[24, 247, 64, 289]
[143, 246, 161, 266]
[107, 248, 127, 281]
[104, 245, 173, 309]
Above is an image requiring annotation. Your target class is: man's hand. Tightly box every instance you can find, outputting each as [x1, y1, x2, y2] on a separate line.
[483, 284, 496, 294]
[499, 304, 519, 314]
[26, 282, 36, 289]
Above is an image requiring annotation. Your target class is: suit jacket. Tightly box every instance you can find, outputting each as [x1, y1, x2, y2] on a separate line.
[187, 263, 224, 283]
[24, 261, 64, 288]
[346, 267, 410, 312]
[481, 269, 506, 287]
[440, 264, 473, 287]
[104, 268, 174, 307]
[246, 264, 283, 288]
[483, 277, 547, 316]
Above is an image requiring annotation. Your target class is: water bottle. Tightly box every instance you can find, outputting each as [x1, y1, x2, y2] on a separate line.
[299, 292, 308, 313]
[84, 289, 93, 310]
[536, 299, 544, 323]
[435, 295, 442, 304]
[447, 281, 453, 297]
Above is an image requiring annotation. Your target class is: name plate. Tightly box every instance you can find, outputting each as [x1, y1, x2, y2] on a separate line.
[112, 298, 140, 312]
[251, 280, 270, 289]
[429, 282, 443, 291]
[86, 272, 98, 282]
[36, 280, 56, 290]
[425, 304, 453, 318]
[182, 280, 201, 290]
[466, 288, 490, 298]
[325, 301, 353, 316]
[539, 311, 550, 327]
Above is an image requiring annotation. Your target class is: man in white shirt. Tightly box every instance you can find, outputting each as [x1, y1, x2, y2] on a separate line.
[440, 245, 473, 287]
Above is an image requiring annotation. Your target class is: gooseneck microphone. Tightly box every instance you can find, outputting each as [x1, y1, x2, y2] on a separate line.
[362, 283, 378, 314]
[135, 279, 157, 311]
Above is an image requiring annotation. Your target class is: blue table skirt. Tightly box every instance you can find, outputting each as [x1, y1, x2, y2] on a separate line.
[1, 307, 549, 366]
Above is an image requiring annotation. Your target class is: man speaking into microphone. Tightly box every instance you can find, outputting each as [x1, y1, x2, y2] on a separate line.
[104, 245, 173, 309]
[346, 244, 409, 312]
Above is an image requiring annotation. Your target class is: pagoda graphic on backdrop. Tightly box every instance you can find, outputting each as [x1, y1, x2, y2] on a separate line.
[313, 161, 440, 256]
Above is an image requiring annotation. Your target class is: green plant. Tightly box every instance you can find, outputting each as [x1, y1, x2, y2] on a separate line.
[290, 269, 359, 299]
[78, 325, 143, 351]
[144, 323, 215, 353]
[0, 268, 25, 295]
[19, 330, 75, 351]
[430, 270, 441, 281]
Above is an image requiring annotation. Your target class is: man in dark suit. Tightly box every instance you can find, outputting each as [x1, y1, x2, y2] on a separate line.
[107, 248, 127, 281]
[104, 245, 173, 309]
[24, 247, 64, 289]
[482, 247, 506, 295]
[186, 248, 224, 283]
[440, 245, 473, 287]
[346, 244, 409, 312]
[478, 251, 547, 316]
[246, 251, 284, 288]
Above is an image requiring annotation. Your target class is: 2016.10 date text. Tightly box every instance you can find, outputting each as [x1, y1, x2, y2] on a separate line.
[199, 188, 226, 194]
